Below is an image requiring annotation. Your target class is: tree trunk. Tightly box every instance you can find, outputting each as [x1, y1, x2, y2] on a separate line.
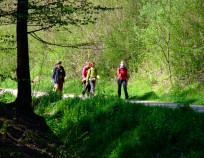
[14, 0, 32, 112]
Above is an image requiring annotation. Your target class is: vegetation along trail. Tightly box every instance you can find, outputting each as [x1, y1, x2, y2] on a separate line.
[1, 88, 204, 112]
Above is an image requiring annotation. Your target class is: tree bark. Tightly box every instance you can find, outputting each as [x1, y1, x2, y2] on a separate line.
[14, 0, 32, 112]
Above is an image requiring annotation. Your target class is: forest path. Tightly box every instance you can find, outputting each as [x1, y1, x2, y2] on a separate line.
[1, 88, 204, 112]
[129, 100, 204, 112]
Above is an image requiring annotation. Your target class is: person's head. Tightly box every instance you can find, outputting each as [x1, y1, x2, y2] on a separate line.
[85, 61, 91, 67]
[56, 60, 62, 67]
[91, 62, 95, 67]
[120, 60, 126, 67]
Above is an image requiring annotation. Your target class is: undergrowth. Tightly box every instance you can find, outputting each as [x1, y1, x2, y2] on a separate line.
[33, 94, 204, 158]
[0, 92, 15, 103]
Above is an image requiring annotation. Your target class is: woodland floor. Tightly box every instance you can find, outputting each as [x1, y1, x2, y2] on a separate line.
[0, 104, 60, 158]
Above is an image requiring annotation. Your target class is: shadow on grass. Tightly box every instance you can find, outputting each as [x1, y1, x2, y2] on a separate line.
[129, 90, 198, 105]
[129, 91, 159, 100]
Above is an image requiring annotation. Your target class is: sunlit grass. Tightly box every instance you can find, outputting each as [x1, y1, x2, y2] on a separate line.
[33, 94, 204, 158]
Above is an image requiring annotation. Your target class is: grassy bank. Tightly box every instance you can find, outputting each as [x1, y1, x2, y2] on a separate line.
[1, 88, 204, 157]
[33, 94, 204, 158]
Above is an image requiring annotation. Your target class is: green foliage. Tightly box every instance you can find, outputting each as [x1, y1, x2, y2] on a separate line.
[0, 79, 17, 89]
[34, 91, 62, 105]
[0, 29, 16, 82]
[0, 0, 99, 28]
[1, 0, 204, 157]
[34, 96, 204, 158]
[1, 0, 204, 100]
[0, 121, 8, 136]
[134, 106, 203, 157]
[158, 84, 204, 105]
[0, 92, 15, 103]
[33, 91, 62, 114]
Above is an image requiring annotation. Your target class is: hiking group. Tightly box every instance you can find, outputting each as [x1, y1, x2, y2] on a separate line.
[52, 60, 129, 99]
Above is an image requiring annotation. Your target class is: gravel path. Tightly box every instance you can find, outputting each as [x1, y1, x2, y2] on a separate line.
[129, 100, 204, 112]
[1, 88, 204, 112]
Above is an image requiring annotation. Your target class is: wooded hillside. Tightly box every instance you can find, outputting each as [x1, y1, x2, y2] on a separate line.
[0, 0, 204, 97]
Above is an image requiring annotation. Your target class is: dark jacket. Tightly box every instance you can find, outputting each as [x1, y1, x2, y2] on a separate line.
[52, 66, 66, 84]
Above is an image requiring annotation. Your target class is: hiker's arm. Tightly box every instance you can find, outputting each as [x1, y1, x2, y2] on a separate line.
[117, 68, 121, 79]
[117, 68, 120, 76]
[52, 68, 57, 83]
[82, 67, 86, 79]
[52, 68, 55, 79]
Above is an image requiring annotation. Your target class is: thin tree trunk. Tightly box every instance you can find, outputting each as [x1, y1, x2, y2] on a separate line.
[14, 0, 32, 112]
[167, 0, 172, 84]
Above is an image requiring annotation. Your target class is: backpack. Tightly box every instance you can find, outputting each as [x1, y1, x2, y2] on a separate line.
[120, 68, 127, 76]
[118, 67, 128, 80]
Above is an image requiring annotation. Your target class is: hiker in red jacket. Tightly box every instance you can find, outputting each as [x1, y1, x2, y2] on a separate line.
[81, 61, 91, 97]
[117, 60, 129, 99]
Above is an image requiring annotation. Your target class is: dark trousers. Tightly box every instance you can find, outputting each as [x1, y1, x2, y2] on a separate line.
[89, 80, 96, 95]
[82, 82, 91, 96]
[118, 80, 129, 99]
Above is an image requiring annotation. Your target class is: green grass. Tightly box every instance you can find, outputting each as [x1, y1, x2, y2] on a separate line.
[0, 92, 15, 103]
[158, 84, 204, 105]
[1, 88, 204, 157]
[33, 94, 204, 158]
[0, 79, 17, 89]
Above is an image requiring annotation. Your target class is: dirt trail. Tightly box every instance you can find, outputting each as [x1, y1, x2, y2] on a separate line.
[1, 88, 204, 112]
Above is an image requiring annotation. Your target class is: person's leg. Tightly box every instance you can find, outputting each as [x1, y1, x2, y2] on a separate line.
[87, 84, 91, 96]
[117, 80, 122, 98]
[122, 80, 129, 99]
[82, 83, 88, 96]
[92, 80, 96, 94]
[58, 78, 63, 93]
[89, 80, 96, 95]
[60, 83, 63, 93]
[89, 80, 93, 95]
[54, 83, 58, 91]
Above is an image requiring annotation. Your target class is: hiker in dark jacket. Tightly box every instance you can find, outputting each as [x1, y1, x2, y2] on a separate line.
[52, 60, 66, 93]
[117, 60, 129, 99]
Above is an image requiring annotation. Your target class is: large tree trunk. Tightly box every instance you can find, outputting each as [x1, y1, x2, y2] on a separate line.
[14, 0, 32, 112]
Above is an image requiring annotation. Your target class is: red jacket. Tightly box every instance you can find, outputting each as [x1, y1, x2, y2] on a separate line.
[117, 66, 128, 80]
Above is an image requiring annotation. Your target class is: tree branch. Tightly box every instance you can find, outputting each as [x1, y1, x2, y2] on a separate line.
[27, 24, 55, 33]
[29, 32, 102, 49]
